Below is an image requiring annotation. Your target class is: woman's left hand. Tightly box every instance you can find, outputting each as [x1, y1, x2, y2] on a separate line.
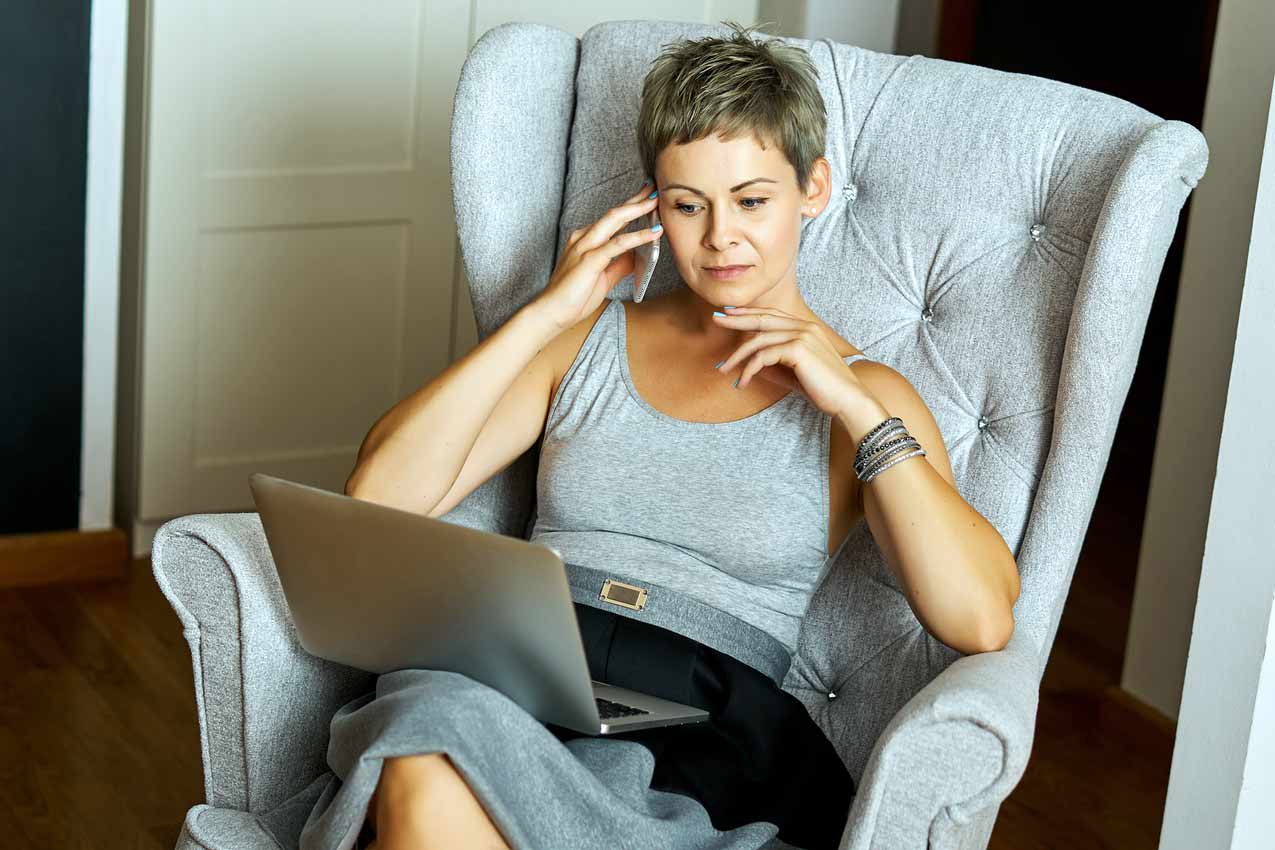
[712, 305, 872, 418]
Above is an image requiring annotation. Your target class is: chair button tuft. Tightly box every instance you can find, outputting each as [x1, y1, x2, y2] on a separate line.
[921, 305, 934, 323]
[977, 414, 989, 431]
[1030, 222, 1046, 241]
[842, 182, 858, 202]
[827, 691, 837, 701]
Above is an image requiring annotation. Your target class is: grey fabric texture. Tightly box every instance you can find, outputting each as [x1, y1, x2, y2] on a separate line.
[303, 669, 809, 850]
[151, 513, 376, 815]
[533, 296, 872, 658]
[174, 803, 286, 850]
[563, 558, 799, 689]
[150, 18, 1207, 850]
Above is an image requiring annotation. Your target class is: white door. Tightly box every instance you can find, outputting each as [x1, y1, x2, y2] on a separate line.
[133, 0, 756, 542]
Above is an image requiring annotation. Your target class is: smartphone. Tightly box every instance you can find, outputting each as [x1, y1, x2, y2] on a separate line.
[632, 205, 661, 303]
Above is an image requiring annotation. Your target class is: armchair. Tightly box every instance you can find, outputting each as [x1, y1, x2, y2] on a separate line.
[153, 20, 1207, 850]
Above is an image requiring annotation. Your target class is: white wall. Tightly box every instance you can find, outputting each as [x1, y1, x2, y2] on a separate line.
[756, 0, 900, 52]
[1159, 70, 1275, 850]
[1123, 0, 1275, 720]
[1233, 593, 1275, 846]
[81, 0, 128, 531]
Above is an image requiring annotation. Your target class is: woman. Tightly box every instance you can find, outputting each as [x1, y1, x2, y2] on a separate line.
[316, 21, 1020, 850]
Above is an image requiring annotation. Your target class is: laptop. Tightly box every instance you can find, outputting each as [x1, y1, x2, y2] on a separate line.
[248, 472, 710, 736]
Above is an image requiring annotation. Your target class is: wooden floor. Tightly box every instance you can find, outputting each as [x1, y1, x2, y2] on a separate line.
[991, 435, 1176, 850]
[0, 555, 203, 848]
[1, 480, 1174, 849]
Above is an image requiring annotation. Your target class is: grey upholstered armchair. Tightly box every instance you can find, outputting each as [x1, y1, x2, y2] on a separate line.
[152, 20, 1207, 850]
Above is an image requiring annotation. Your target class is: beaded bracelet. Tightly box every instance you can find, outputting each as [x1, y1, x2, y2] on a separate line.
[862, 446, 927, 483]
[854, 417, 907, 470]
[860, 439, 924, 482]
[855, 416, 903, 457]
[853, 435, 917, 477]
[854, 415, 927, 483]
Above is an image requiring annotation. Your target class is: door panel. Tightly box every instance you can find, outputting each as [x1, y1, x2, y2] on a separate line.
[140, 0, 468, 517]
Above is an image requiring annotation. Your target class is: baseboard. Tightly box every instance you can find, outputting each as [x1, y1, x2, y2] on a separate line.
[1104, 683, 1177, 738]
[131, 516, 168, 559]
[0, 527, 130, 589]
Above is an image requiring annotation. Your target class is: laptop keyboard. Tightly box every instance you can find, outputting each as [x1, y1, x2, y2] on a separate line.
[596, 696, 650, 719]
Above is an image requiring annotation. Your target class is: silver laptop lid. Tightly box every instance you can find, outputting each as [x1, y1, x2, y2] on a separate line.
[248, 472, 600, 732]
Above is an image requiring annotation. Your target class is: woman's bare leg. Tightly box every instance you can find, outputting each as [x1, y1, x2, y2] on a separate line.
[365, 752, 513, 850]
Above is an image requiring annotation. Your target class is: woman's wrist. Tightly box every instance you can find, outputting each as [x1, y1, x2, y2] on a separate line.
[835, 393, 892, 449]
[517, 299, 570, 349]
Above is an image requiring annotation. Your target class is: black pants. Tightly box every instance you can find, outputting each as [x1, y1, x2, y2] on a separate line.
[549, 602, 856, 850]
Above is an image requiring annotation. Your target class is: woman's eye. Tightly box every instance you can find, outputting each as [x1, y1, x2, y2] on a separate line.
[674, 198, 768, 215]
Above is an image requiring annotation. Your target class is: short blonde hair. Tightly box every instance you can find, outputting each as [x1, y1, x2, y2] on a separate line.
[637, 21, 827, 192]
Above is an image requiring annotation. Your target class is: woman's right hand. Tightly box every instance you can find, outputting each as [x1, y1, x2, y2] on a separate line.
[531, 182, 663, 333]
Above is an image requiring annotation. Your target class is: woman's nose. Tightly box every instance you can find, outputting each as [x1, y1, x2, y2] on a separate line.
[703, 212, 740, 250]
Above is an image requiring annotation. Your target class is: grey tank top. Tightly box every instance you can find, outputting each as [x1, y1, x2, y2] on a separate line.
[529, 297, 870, 657]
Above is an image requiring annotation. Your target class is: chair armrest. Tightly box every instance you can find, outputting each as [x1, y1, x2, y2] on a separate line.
[174, 804, 282, 850]
[840, 630, 1041, 850]
[152, 512, 375, 814]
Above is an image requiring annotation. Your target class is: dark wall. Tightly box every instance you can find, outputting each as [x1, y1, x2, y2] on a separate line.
[0, 1, 90, 535]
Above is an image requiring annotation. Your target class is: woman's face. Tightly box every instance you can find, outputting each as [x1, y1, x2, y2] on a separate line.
[654, 130, 830, 308]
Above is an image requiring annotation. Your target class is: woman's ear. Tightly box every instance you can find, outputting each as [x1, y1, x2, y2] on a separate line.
[802, 156, 832, 216]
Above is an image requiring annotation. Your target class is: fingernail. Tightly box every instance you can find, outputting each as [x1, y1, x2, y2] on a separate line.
[650, 223, 662, 232]
[723, 305, 735, 310]
[647, 190, 658, 199]
[732, 377, 740, 389]
[712, 311, 726, 317]
[713, 360, 725, 369]
[640, 179, 649, 188]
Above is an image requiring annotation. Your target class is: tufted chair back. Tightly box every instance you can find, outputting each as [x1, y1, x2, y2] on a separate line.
[444, 20, 1207, 784]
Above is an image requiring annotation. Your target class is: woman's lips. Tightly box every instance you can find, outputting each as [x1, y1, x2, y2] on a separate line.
[704, 265, 751, 280]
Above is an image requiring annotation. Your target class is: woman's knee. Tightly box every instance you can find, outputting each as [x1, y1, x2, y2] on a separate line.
[382, 752, 451, 792]
[370, 753, 451, 829]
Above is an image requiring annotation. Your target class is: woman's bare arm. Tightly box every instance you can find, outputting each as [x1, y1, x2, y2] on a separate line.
[345, 303, 561, 516]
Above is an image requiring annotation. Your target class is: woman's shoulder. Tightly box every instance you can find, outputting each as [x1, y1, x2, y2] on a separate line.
[546, 299, 615, 400]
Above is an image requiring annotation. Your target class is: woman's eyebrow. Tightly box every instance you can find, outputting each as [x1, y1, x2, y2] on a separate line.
[660, 177, 778, 197]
